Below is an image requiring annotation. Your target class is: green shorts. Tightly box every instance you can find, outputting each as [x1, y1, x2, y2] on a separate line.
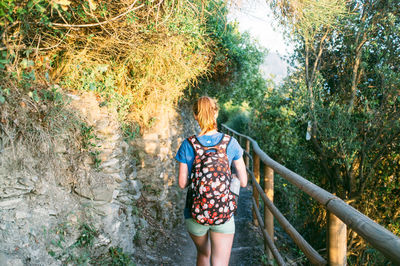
[185, 217, 235, 236]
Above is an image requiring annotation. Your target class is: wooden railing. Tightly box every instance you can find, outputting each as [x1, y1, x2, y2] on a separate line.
[221, 124, 400, 265]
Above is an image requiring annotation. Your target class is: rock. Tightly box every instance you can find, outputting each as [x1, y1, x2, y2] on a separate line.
[158, 147, 170, 160]
[116, 195, 133, 204]
[98, 141, 117, 151]
[133, 192, 141, 200]
[54, 142, 67, 153]
[9, 259, 24, 266]
[92, 185, 116, 202]
[110, 173, 124, 183]
[97, 125, 118, 136]
[32, 180, 49, 195]
[106, 134, 121, 143]
[66, 93, 80, 100]
[74, 171, 116, 202]
[99, 151, 113, 162]
[95, 120, 109, 131]
[112, 190, 120, 199]
[146, 254, 157, 261]
[142, 133, 158, 141]
[0, 198, 23, 209]
[127, 180, 142, 196]
[94, 234, 111, 247]
[124, 160, 137, 178]
[17, 176, 36, 189]
[120, 141, 129, 153]
[162, 256, 172, 263]
[15, 211, 30, 219]
[127, 171, 137, 180]
[0, 253, 24, 266]
[100, 158, 120, 170]
[39, 142, 50, 153]
[144, 142, 158, 154]
[139, 218, 148, 228]
[83, 156, 94, 165]
[69, 214, 78, 224]
[142, 133, 159, 154]
[48, 209, 57, 216]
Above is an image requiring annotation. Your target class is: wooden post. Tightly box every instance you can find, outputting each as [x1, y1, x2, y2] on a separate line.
[245, 139, 250, 168]
[252, 151, 260, 226]
[328, 212, 347, 266]
[264, 165, 274, 260]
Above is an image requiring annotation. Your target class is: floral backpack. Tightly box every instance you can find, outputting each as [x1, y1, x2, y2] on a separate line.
[187, 134, 237, 225]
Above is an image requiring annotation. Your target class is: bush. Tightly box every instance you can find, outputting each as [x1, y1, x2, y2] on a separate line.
[0, 0, 223, 128]
[218, 101, 250, 133]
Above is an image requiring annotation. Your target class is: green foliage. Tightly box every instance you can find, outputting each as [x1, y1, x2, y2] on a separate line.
[109, 247, 135, 266]
[45, 222, 135, 265]
[80, 124, 98, 150]
[45, 222, 97, 264]
[80, 123, 102, 169]
[74, 223, 97, 248]
[0, 51, 10, 70]
[218, 101, 250, 133]
[0, 86, 9, 104]
[0, 0, 220, 129]
[270, 0, 348, 43]
[249, 0, 400, 261]
[192, 0, 268, 106]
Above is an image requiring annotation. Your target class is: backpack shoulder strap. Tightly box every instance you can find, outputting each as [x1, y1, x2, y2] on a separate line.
[187, 135, 203, 153]
[216, 134, 232, 153]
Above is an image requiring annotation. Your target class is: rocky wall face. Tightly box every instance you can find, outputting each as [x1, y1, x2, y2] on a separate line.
[0, 92, 199, 265]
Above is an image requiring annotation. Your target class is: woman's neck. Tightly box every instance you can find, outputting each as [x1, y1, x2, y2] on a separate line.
[200, 129, 218, 136]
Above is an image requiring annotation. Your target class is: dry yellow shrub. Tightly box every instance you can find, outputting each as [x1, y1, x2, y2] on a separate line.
[42, 0, 213, 127]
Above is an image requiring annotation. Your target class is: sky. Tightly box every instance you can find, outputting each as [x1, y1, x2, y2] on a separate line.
[227, 0, 294, 83]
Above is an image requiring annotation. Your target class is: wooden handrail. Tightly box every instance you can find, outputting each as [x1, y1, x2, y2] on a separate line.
[249, 168, 326, 265]
[243, 150, 252, 162]
[222, 124, 400, 264]
[252, 198, 286, 266]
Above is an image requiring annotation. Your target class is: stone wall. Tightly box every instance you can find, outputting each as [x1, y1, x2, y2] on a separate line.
[0, 92, 198, 265]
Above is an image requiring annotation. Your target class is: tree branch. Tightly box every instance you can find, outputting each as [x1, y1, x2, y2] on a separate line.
[310, 29, 329, 84]
[51, 1, 144, 28]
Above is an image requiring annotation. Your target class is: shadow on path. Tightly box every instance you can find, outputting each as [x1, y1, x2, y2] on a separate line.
[230, 185, 264, 266]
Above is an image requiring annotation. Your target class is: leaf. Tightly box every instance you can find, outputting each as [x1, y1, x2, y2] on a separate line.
[52, 0, 71, 11]
[53, 0, 71, 5]
[0, 95, 5, 104]
[20, 59, 34, 69]
[88, 0, 97, 10]
[89, 83, 96, 91]
[31, 90, 40, 103]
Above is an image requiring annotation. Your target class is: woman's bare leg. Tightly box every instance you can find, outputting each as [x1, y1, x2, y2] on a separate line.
[209, 231, 234, 266]
[189, 232, 211, 266]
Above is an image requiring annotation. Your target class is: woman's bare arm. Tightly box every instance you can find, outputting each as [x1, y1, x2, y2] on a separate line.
[178, 162, 189, 189]
[233, 157, 247, 187]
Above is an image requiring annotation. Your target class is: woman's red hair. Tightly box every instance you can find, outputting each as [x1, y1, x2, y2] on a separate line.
[193, 96, 219, 135]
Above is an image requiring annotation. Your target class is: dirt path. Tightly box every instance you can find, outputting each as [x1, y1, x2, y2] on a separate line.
[170, 185, 264, 266]
[230, 185, 264, 266]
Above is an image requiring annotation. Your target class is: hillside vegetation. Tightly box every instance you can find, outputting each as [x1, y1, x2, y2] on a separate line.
[0, 0, 262, 166]
[1, 0, 399, 265]
[216, 0, 399, 264]
[0, 0, 269, 264]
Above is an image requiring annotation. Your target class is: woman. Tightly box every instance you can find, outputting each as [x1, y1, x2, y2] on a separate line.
[175, 96, 247, 266]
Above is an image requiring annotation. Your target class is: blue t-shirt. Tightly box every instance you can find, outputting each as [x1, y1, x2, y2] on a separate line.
[175, 132, 243, 174]
[175, 132, 243, 219]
